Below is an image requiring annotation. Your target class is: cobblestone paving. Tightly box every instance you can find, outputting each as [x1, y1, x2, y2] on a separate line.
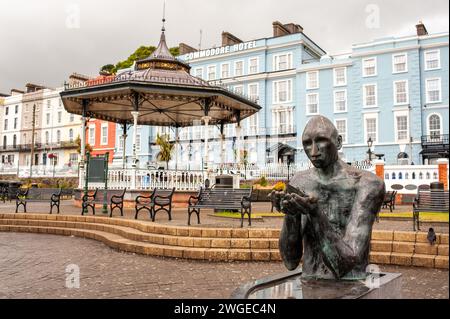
[0, 233, 447, 299]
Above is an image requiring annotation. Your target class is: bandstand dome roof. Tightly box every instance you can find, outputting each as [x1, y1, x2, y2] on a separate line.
[60, 26, 261, 127]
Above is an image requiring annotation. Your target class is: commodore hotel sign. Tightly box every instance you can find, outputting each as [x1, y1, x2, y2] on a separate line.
[182, 41, 258, 61]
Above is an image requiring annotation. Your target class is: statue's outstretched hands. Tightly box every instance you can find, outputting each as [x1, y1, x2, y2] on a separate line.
[281, 193, 318, 217]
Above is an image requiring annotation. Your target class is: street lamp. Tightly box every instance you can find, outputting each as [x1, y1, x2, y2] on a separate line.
[367, 137, 373, 163]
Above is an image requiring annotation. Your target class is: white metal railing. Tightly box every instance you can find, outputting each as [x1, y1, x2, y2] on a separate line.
[383, 165, 441, 194]
[0, 164, 79, 178]
[103, 169, 205, 191]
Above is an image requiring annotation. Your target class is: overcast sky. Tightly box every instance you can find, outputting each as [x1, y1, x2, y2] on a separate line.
[0, 0, 448, 94]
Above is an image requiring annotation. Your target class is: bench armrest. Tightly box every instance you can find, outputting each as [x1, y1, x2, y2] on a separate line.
[188, 195, 200, 206]
[241, 195, 251, 209]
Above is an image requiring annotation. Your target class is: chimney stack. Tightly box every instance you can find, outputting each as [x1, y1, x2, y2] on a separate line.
[179, 43, 198, 55]
[416, 21, 428, 36]
[273, 21, 303, 37]
[222, 32, 243, 46]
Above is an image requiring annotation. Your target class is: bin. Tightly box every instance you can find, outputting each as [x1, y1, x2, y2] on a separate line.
[215, 175, 233, 189]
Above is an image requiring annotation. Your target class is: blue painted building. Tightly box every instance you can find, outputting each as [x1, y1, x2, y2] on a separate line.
[115, 21, 448, 167]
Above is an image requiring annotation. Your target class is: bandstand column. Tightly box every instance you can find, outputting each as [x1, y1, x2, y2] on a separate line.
[131, 111, 139, 189]
[121, 122, 127, 170]
[202, 116, 211, 169]
[79, 100, 88, 189]
[236, 122, 242, 165]
[220, 122, 225, 168]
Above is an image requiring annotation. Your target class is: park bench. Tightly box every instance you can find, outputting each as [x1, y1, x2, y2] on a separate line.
[413, 189, 449, 231]
[15, 188, 62, 214]
[382, 190, 397, 212]
[109, 188, 127, 217]
[135, 187, 175, 222]
[81, 188, 98, 215]
[188, 187, 252, 227]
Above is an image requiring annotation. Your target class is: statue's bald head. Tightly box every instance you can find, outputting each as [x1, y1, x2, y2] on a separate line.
[302, 116, 339, 145]
[302, 116, 342, 168]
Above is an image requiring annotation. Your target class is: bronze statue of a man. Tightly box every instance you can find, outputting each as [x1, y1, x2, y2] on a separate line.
[280, 116, 385, 280]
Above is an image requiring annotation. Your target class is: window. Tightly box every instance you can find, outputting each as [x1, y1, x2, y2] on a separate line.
[364, 114, 378, 143]
[234, 61, 244, 76]
[362, 57, 377, 77]
[234, 85, 244, 95]
[306, 71, 319, 89]
[194, 67, 203, 79]
[207, 65, 216, 81]
[13, 134, 17, 148]
[69, 153, 78, 164]
[45, 131, 49, 144]
[392, 53, 408, 73]
[69, 113, 74, 122]
[363, 84, 377, 107]
[334, 67, 347, 86]
[273, 80, 292, 103]
[88, 126, 95, 145]
[274, 53, 292, 71]
[248, 83, 259, 102]
[425, 50, 440, 70]
[46, 113, 50, 125]
[335, 119, 347, 143]
[118, 136, 124, 150]
[2, 136, 6, 149]
[395, 114, 409, 142]
[221, 63, 230, 78]
[249, 57, 258, 74]
[426, 78, 441, 103]
[306, 93, 319, 115]
[136, 133, 141, 151]
[57, 111, 62, 123]
[69, 129, 74, 142]
[15, 105, 18, 114]
[272, 109, 293, 134]
[248, 114, 259, 135]
[334, 90, 347, 112]
[394, 80, 409, 105]
[47, 100, 51, 108]
[5, 106, 8, 115]
[3, 119, 7, 131]
[13, 118, 17, 129]
[428, 114, 442, 138]
[101, 124, 108, 145]
[56, 130, 61, 143]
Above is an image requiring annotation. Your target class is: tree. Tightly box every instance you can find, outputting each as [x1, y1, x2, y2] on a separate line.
[100, 44, 180, 74]
[75, 135, 93, 154]
[155, 133, 174, 169]
[100, 64, 115, 74]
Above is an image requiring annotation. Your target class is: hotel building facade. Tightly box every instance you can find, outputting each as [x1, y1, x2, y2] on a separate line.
[115, 21, 448, 168]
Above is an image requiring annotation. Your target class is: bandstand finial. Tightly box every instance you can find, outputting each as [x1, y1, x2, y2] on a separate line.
[162, 0, 166, 32]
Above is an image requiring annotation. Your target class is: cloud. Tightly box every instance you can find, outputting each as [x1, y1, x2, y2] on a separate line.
[0, 0, 448, 93]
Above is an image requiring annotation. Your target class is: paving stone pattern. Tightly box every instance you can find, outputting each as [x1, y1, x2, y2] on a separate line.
[0, 233, 447, 299]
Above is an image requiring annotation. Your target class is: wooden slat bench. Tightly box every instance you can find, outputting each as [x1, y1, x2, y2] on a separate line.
[188, 187, 252, 227]
[15, 188, 62, 214]
[413, 189, 449, 231]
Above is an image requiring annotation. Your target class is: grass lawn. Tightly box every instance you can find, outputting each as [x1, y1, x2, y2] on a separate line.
[213, 211, 284, 218]
[379, 212, 449, 222]
[214, 211, 449, 222]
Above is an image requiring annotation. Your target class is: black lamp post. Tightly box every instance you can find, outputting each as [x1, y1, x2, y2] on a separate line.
[367, 137, 373, 163]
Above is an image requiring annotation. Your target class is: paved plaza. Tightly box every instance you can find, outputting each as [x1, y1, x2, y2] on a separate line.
[0, 232, 448, 299]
